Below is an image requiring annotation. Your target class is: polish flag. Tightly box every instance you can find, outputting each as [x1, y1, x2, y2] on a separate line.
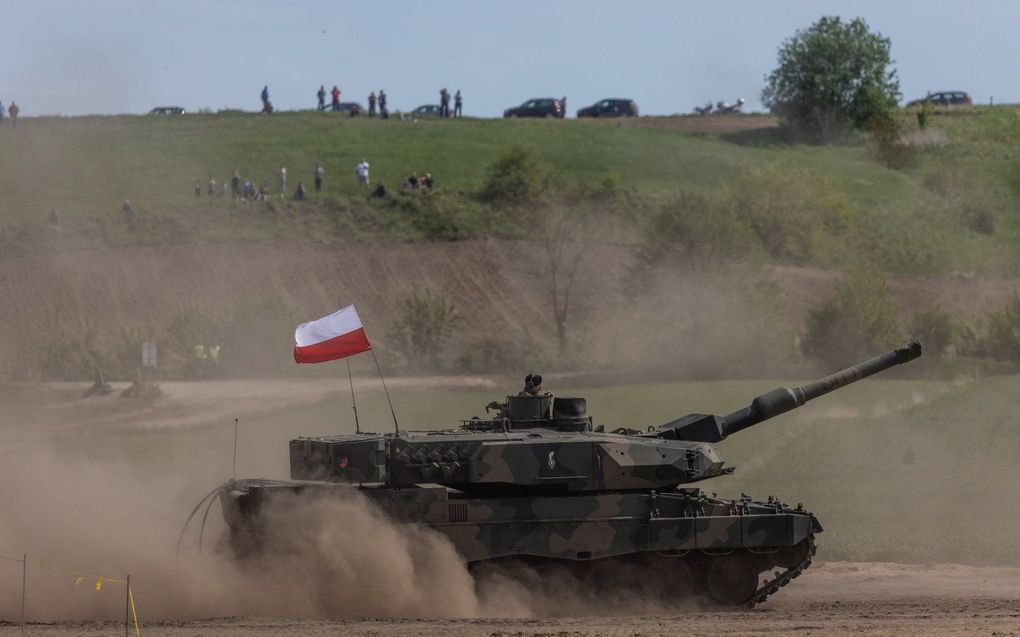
[293, 305, 372, 364]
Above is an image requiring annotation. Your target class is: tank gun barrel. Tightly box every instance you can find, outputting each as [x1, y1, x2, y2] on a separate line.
[654, 342, 921, 443]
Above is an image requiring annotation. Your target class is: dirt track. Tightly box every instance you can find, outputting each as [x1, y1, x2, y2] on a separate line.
[3, 563, 1019, 636]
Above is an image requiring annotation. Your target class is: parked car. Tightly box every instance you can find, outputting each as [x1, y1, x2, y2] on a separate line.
[334, 102, 363, 115]
[503, 97, 566, 118]
[410, 104, 442, 117]
[577, 98, 638, 118]
[148, 106, 185, 115]
[906, 91, 972, 107]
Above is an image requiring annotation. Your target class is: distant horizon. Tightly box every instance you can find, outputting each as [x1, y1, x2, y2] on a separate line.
[1, 1, 1016, 118]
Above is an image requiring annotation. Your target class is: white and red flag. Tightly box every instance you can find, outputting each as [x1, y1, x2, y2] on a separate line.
[293, 305, 372, 364]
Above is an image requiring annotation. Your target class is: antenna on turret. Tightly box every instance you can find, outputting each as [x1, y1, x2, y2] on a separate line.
[232, 417, 239, 480]
[370, 348, 400, 434]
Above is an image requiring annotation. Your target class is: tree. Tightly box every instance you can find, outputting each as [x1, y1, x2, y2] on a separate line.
[539, 205, 602, 359]
[762, 16, 900, 143]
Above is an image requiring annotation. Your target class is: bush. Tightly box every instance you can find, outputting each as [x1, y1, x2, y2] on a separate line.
[733, 165, 855, 263]
[959, 203, 997, 235]
[910, 306, 957, 362]
[164, 306, 227, 378]
[633, 192, 762, 276]
[984, 292, 1020, 362]
[479, 144, 546, 205]
[872, 119, 918, 170]
[803, 266, 901, 368]
[387, 288, 458, 369]
[916, 95, 933, 130]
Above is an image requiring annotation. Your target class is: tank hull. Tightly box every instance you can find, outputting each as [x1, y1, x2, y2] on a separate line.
[218, 479, 820, 606]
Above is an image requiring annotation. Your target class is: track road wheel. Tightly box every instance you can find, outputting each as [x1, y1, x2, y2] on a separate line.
[705, 554, 758, 605]
[646, 558, 696, 600]
[586, 558, 650, 597]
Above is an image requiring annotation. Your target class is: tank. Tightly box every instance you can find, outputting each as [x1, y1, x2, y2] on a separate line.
[215, 342, 921, 606]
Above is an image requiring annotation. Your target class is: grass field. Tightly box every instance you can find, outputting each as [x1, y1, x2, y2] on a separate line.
[1, 107, 1018, 274]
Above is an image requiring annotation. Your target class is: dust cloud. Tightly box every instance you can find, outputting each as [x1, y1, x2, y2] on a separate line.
[0, 438, 674, 622]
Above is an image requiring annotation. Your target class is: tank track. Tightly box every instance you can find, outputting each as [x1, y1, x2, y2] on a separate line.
[748, 533, 817, 607]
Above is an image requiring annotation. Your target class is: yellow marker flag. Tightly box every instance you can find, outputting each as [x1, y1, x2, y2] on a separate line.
[73, 574, 85, 588]
[95, 577, 103, 591]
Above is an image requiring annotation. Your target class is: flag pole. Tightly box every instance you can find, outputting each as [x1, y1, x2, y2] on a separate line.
[338, 296, 363, 435]
[347, 358, 361, 433]
[369, 348, 399, 434]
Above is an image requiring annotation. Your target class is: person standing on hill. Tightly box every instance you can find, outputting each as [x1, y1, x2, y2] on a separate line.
[194, 177, 202, 198]
[317, 85, 326, 111]
[368, 92, 377, 117]
[231, 168, 240, 197]
[379, 90, 388, 119]
[314, 163, 324, 191]
[207, 177, 216, 196]
[355, 159, 370, 186]
[278, 165, 287, 194]
[8, 101, 18, 128]
[331, 85, 341, 111]
[260, 85, 270, 112]
[440, 88, 450, 117]
[454, 90, 462, 117]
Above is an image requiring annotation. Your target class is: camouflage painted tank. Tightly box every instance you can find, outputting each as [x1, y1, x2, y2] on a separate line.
[218, 342, 921, 606]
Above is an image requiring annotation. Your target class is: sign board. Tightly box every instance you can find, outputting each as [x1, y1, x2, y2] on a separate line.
[142, 341, 158, 368]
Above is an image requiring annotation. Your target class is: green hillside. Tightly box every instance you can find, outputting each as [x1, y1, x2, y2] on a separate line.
[1, 107, 1018, 274]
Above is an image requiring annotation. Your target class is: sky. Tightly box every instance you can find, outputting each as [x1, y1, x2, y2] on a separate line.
[0, 0, 1017, 117]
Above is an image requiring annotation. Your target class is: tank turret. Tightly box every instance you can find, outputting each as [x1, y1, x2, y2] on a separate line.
[288, 343, 921, 494]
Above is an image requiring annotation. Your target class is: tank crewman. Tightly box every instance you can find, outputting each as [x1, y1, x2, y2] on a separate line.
[518, 373, 550, 396]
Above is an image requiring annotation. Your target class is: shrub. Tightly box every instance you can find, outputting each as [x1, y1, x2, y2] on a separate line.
[634, 192, 762, 276]
[916, 95, 933, 130]
[479, 144, 546, 205]
[387, 288, 458, 368]
[872, 119, 917, 170]
[910, 306, 957, 362]
[733, 165, 855, 263]
[984, 292, 1020, 362]
[165, 306, 227, 378]
[803, 266, 901, 368]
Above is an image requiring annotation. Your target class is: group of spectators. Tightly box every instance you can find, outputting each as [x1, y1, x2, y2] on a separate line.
[313, 85, 391, 118]
[190, 159, 404, 202]
[439, 88, 463, 117]
[402, 172, 435, 192]
[265, 84, 466, 119]
[0, 99, 21, 128]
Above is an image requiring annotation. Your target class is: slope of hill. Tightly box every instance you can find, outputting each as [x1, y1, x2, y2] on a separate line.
[1, 108, 1017, 274]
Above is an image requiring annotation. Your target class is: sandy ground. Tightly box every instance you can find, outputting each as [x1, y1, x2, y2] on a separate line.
[2, 563, 1018, 635]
